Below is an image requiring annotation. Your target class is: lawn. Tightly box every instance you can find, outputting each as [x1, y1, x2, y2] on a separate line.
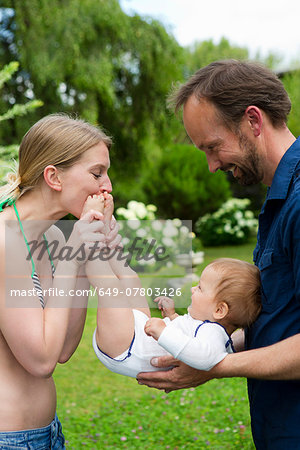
[54, 238, 257, 449]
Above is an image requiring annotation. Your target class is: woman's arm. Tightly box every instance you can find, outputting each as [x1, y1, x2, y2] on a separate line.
[58, 265, 89, 363]
[0, 210, 103, 377]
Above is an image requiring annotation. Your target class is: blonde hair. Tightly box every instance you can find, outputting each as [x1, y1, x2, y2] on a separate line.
[209, 258, 261, 328]
[0, 113, 112, 205]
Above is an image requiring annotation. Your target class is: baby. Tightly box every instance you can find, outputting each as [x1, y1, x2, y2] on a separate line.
[83, 194, 261, 378]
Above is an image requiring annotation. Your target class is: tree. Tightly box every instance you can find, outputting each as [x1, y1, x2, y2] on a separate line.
[0, 1, 184, 181]
[282, 70, 300, 139]
[0, 61, 42, 182]
[185, 37, 249, 75]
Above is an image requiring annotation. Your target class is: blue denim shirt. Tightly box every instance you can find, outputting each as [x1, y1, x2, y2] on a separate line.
[246, 136, 300, 449]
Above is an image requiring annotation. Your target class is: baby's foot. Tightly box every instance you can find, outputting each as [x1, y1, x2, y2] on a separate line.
[104, 193, 114, 225]
[81, 194, 105, 218]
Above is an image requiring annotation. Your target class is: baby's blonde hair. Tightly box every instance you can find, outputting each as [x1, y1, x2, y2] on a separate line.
[0, 113, 112, 204]
[208, 258, 261, 328]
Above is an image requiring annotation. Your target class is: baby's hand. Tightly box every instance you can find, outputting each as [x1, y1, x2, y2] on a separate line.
[154, 296, 176, 318]
[144, 317, 166, 341]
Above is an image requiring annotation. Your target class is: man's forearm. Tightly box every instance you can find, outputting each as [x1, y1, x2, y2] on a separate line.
[213, 333, 300, 380]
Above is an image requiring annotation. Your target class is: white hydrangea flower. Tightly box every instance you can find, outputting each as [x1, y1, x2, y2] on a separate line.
[173, 218, 182, 227]
[234, 211, 243, 220]
[127, 200, 139, 210]
[136, 228, 147, 238]
[127, 219, 141, 230]
[147, 204, 157, 212]
[162, 237, 175, 247]
[180, 226, 189, 235]
[116, 207, 129, 218]
[163, 221, 178, 237]
[151, 220, 163, 231]
[245, 210, 254, 219]
[224, 223, 232, 233]
[192, 251, 204, 265]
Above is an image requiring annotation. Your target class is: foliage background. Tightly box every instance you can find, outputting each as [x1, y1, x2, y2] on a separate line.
[1, 0, 299, 219]
[1, 1, 299, 448]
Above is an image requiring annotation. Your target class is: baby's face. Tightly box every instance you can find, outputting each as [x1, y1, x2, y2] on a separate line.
[188, 265, 220, 321]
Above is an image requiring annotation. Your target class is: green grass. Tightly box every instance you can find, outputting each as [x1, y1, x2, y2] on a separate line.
[54, 238, 257, 449]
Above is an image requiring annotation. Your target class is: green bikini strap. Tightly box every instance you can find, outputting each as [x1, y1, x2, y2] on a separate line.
[10, 201, 55, 277]
[42, 233, 55, 273]
[0, 197, 14, 212]
[12, 201, 36, 278]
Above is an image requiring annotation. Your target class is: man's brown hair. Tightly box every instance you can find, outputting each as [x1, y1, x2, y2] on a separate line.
[171, 59, 291, 130]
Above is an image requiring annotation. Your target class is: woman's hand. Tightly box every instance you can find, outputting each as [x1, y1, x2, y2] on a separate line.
[66, 210, 106, 267]
[106, 215, 122, 249]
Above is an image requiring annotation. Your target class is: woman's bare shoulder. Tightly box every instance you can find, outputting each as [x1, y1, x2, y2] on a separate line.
[45, 224, 66, 247]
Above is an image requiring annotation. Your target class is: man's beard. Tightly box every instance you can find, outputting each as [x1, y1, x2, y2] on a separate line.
[234, 133, 264, 186]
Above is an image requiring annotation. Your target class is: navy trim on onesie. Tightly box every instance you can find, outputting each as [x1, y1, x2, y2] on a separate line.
[97, 332, 136, 361]
[194, 320, 236, 353]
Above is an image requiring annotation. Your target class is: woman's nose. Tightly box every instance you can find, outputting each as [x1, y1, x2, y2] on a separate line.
[99, 175, 112, 194]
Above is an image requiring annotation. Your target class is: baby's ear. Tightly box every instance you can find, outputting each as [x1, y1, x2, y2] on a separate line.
[213, 302, 229, 320]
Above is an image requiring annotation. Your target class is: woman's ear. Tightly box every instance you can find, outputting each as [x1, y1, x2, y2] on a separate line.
[213, 301, 229, 320]
[43, 165, 62, 192]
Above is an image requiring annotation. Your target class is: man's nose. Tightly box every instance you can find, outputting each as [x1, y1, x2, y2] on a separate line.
[206, 155, 221, 173]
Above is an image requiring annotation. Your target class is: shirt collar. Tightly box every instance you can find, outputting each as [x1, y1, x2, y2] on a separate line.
[268, 136, 300, 200]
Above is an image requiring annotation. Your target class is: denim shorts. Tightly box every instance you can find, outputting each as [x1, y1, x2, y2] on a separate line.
[0, 414, 65, 449]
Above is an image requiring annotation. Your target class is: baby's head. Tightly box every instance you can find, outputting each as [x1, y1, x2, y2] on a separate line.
[189, 258, 261, 332]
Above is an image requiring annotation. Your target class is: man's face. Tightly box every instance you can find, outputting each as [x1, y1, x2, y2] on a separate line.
[183, 96, 264, 185]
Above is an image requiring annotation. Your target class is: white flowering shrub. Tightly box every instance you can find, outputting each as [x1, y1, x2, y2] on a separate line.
[116, 202, 196, 272]
[116, 200, 157, 220]
[195, 198, 258, 246]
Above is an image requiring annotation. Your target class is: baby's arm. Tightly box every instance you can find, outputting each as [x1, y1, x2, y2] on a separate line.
[144, 317, 166, 340]
[145, 320, 229, 371]
[144, 297, 178, 341]
[154, 296, 178, 320]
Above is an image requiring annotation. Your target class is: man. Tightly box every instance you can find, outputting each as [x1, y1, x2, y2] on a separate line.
[137, 60, 300, 449]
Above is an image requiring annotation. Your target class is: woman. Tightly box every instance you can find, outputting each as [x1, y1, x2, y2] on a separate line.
[0, 113, 119, 448]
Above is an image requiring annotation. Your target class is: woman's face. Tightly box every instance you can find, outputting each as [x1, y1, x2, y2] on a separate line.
[59, 142, 112, 218]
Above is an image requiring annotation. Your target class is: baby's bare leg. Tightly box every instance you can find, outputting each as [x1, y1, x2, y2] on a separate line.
[103, 193, 150, 316]
[83, 194, 136, 358]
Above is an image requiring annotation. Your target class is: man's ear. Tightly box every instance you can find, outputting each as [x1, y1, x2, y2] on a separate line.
[244, 106, 263, 137]
[213, 301, 229, 320]
[43, 165, 62, 192]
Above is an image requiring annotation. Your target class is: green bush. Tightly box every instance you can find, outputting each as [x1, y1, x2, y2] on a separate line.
[142, 144, 231, 225]
[196, 198, 258, 246]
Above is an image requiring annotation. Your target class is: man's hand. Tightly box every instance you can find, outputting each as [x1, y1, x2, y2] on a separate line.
[137, 355, 215, 392]
[144, 317, 166, 340]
